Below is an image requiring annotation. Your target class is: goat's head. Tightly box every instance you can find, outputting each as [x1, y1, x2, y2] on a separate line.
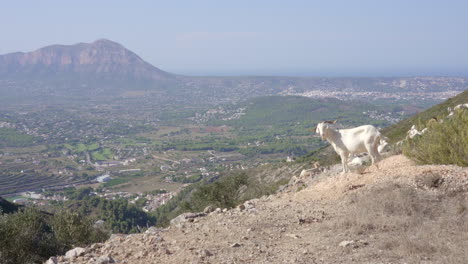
[315, 120, 336, 140]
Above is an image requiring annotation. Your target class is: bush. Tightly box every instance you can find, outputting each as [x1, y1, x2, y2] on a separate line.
[52, 210, 109, 249]
[403, 111, 467, 166]
[0, 208, 108, 264]
[0, 208, 58, 264]
[187, 172, 248, 211]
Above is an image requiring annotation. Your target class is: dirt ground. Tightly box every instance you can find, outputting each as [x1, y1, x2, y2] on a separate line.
[50, 155, 468, 264]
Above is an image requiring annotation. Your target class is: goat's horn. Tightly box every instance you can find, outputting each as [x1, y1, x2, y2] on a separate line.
[324, 120, 337, 124]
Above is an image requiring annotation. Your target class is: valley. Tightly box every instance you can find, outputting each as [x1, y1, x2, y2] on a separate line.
[0, 39, 466, 233]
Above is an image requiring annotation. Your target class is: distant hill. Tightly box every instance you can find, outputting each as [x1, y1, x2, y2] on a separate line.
[0, 39, 172, 81]
[207, 96, 390, 130]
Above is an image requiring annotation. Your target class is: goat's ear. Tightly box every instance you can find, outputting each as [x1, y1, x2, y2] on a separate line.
[331, 120, 337, 124]
[323, 120, 336, 124]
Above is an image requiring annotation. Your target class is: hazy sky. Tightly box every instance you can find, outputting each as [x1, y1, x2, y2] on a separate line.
[1, 0, 467, 76]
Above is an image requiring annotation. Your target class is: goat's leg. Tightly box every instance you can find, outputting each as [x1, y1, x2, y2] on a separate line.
[340, 153, 348, 174]
[367, 143, 380, 170]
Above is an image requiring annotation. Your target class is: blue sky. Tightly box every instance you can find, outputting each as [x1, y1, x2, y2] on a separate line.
[1, 0, 467, 76]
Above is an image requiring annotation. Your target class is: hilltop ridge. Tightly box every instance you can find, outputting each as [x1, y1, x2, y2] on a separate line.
[46, 155, 468, 264]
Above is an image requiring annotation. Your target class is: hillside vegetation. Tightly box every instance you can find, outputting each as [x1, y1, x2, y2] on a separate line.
[300, 91, 468, 166]
[0, 207, 108, 264]
[382, 90, 468, 142]
[403, 110, 467, 166]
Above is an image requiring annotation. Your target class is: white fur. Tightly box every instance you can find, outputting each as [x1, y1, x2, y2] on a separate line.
[316, 122, 382, 174]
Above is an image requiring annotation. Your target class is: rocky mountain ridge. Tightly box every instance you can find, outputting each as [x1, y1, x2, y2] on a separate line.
[46, 155, 468, 264]
[0, 39, 171, 80]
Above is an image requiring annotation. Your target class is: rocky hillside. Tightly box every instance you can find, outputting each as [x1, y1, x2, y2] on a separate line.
[46, 155, 467, 264]
[0, 39, 172, 80]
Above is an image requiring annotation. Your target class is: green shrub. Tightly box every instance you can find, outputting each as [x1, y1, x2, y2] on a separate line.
[403, 111, 468, 166]
[52, 210, 108, 249]
[188, 172, 248, 211]
[0, 208, 58, 264]
[0, 208, 108, 264]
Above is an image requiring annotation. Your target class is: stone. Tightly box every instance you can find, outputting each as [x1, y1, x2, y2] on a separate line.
[170, 212, 206, 226]
[145, 226, 160, 234]
[199, 249, 213, 257]
[109, 234, 125, 242]
[65, 247, 86, 259]
[285, 233, 300, 239]
[203, 205, 215, 214]
[93, 219, 106, 229]
[339, 240, 355, 247]
[237, 204, 246, 211]
[89, 243, 103, 251]
[230, 242, 241, 248]
[95, 255, 115, 264]
[45, 256, 58, 264]
[244, 201, 255, 209]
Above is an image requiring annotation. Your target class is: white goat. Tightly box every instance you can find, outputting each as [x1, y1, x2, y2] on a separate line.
[407, 125, 427, 139]
[315, 121, 382, 174]
[448, 103, 468, 117]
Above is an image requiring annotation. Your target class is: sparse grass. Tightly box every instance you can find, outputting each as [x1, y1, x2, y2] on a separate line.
[331, 182, 468, 262]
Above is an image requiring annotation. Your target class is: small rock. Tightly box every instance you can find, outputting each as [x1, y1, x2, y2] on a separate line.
[145, 226, 160, 234]
[230, 242, 241, 248]
[65, 247, 86, 259]
[214, 208, 222, 213]
[339, 240, 355, 247]
[95, 255, 115, 264]
[170, 212, 206, 226]
[237, 204, 246, 211]
[93, 219, 106, 229]
[199, 249, 213, 257]
[109, 234, 124, 242]
[285, 233, 301, 239]
[222, 208, 228, 213]
[203, 205, 215, 214]
[244, 201, 255, 209]
[45, 256, 58, 264]
[89, 243, 103, 251]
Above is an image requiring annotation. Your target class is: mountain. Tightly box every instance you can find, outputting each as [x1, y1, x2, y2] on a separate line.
[0, 39, 181, 104]
[0, 39, 466, 108]
[0, 39, 172, 80]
